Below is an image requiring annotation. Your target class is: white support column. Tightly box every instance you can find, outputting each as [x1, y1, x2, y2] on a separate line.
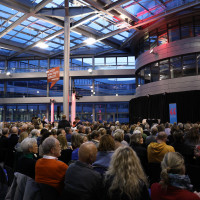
[63, 0, 70, 120]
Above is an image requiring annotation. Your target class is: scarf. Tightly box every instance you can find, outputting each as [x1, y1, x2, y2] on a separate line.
[168, 173, 193, 191]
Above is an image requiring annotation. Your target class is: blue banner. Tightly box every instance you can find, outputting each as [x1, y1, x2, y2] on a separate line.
[169, 103, 177, 124]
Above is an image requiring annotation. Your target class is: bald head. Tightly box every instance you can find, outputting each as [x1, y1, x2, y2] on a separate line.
[78, 142, 97, 165]
[11, 127, 18, 135]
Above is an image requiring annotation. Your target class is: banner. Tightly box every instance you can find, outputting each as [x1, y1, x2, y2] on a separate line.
[47, 67, 60, 88]
[169, 103, 177, 124]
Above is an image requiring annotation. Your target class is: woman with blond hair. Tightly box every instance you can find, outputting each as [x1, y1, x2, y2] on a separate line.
[104, 146, 150, 200]
[151, 152, 200, 200]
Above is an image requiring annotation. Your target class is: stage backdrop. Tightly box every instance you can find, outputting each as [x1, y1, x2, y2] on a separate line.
[129, 90, 200, 124]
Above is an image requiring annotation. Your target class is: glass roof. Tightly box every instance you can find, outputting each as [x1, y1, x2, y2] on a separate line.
[0, 0, 198, 59]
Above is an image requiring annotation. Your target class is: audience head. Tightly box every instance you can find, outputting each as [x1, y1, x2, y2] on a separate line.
[98, 135, 115, 152]
[21, 137, 38, 154]
[11, 126, 18, 135]
[113, 129, 124, 142]
[156, 131, 167, 142]
[62, 115, 67, 120]
[130, 132, 143, 145]
[151, 126, 158, 136]
[78, 142, 97, 164]
[50, 129, 57, 138]
[173, 130, 184, 143]
[2, 128, 9, 136]
[106, 146, 148, 199]
[160, 152, 185, 187]
[42, 136, 61, 157]
[134, 126, 143, 134]
[98, 128, 107, 136]
[29, 129, 40, 138]
[18, 131, 28, 143]
[57, 134, 68, 150]
[71, 132, 83, 149]
[185, 127, 200, 145]
[78, 125, 85, 134]
[90, 130, 101, 141]
[65, 127, 72, 135]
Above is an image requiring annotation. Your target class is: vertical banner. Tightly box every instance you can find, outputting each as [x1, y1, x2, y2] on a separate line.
[47, 67, 60, 88]
[51, 99, 54, 123]
[169, 103, 177, 124]
[71, 93, 76, 123]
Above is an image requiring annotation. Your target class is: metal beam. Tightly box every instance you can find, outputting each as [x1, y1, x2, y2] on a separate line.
[0, 0, 30, 13]
[36, 7, 95, 18]
[95, 48, 116, 56]
[0, 42, 49, 57]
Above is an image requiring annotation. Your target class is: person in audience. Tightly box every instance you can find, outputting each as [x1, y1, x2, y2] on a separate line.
[147, 131, 175, 163]
[63, 142, 102, 200]
[130, 131, 148, 174]
[104, 146, 150, 200]
[113, 129, 128, 149]
[65, 127, 72, 143]
[184, 127, 200, 147]
[78, 125, 85, 135]
[71, 132, 83, 161]
[75, 116, 83, 126]
[16, 137, 38, 179]
[145, 126, 157, 146]
[35, 136, 68, 193]
[90, 130, 101, 148]
[151, 152, 200, 200]
[15, 132, 29, 152]
[0, 128, 9, 163]
[57, 134, 72, 165]
[93, 134, 115, 175]
[58, 114, 70, 129]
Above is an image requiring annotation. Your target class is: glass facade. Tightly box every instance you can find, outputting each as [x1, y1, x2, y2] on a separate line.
[6, 56, 135, 73]
[135, 16, 200, 58]
[0, 102, 129, 123]
[136, 52, 200, 86]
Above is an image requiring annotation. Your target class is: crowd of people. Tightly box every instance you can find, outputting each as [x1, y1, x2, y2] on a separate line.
[0, 116, 200, 200]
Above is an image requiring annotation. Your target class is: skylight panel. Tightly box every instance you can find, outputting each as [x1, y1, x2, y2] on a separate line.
[95, 18, 109, 26]
[0, 11, 10, 18]
[21, 20, 32, 26]
[113, 35, 126, 41]
[45, 3, 57, 8]
[37, 20, 54, 28]
[27, 16, 38, 22]
[73, 40, 83, 44]
[47, 42, 60, 48]
[120, 31, 130, 38]
[45, 29, 56, 34]
[52, 0, 64, 5]
[101, 29, 111, 34]
[8, 30, 17, 35]
[70, 43, 76, 47]
[30, 24, 46, 31]
[2, 35, 11, 40]
[11, 37, 27, 44]
[10, 16, 20, 22]
[16, 33, 33, 41]
[0, 5, 16, 14]
[22, 27, 38, 35]
[88, 22, 103, 31]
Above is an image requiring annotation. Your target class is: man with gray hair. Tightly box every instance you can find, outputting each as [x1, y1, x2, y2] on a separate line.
[35, 136, 68, 193]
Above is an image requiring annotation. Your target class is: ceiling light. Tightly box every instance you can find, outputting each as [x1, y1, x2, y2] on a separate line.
[36, 42, 48, 49]
[116, 94, 118, 96]
[6, 72, 11, 76]
[84, 38, 96, 45]
[88, 68, 93, 73]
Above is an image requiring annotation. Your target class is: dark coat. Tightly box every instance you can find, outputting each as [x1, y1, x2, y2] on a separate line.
[58, 120, 71, 129]
[0, 135, 9, 162]
[63, 161, 103, 200]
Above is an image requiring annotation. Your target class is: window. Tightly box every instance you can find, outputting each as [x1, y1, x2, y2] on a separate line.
[117, 57, 127, 65]
[151, 62, 159, 82]
[194, 16, 200, 36]
[143, 33, 150, 52]
[183, 54, 196, 76]
[0, 80, 4, 97]
[144, 66, 151, 84]
[106, 57, 116, 65]
[83, 58, 92, 67]
[158, 25, 168, 45]
[180, 17, 193, 39]
[160, 59, 170, 80]
[168, 21, 180, 42]
[149, 30, 158, 49]
[170, 57, 182, 78]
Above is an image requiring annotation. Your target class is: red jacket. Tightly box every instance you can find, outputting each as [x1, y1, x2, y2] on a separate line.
[151, 183, 200, 200]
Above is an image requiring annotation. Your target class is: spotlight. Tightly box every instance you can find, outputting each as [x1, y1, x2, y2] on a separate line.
[84, 38, 96, 45]
[6, 72, 11, 76]
[88, 68, 93, 73]
[116, 94, 118, 96]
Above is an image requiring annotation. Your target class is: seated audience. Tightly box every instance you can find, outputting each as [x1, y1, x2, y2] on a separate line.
[151, 152, 200, 200]
[63, 142, 102, 200]
[145, 126, 157, 146]
[35, 136, 68, 193]
[71, 133, 83, 161]
[104, 146, 150, 200]
[113, 129, 128, 149]
[90, 130, 101, 148]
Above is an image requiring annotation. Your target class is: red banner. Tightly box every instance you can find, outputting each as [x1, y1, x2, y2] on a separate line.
[47, 67, 60, 88]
